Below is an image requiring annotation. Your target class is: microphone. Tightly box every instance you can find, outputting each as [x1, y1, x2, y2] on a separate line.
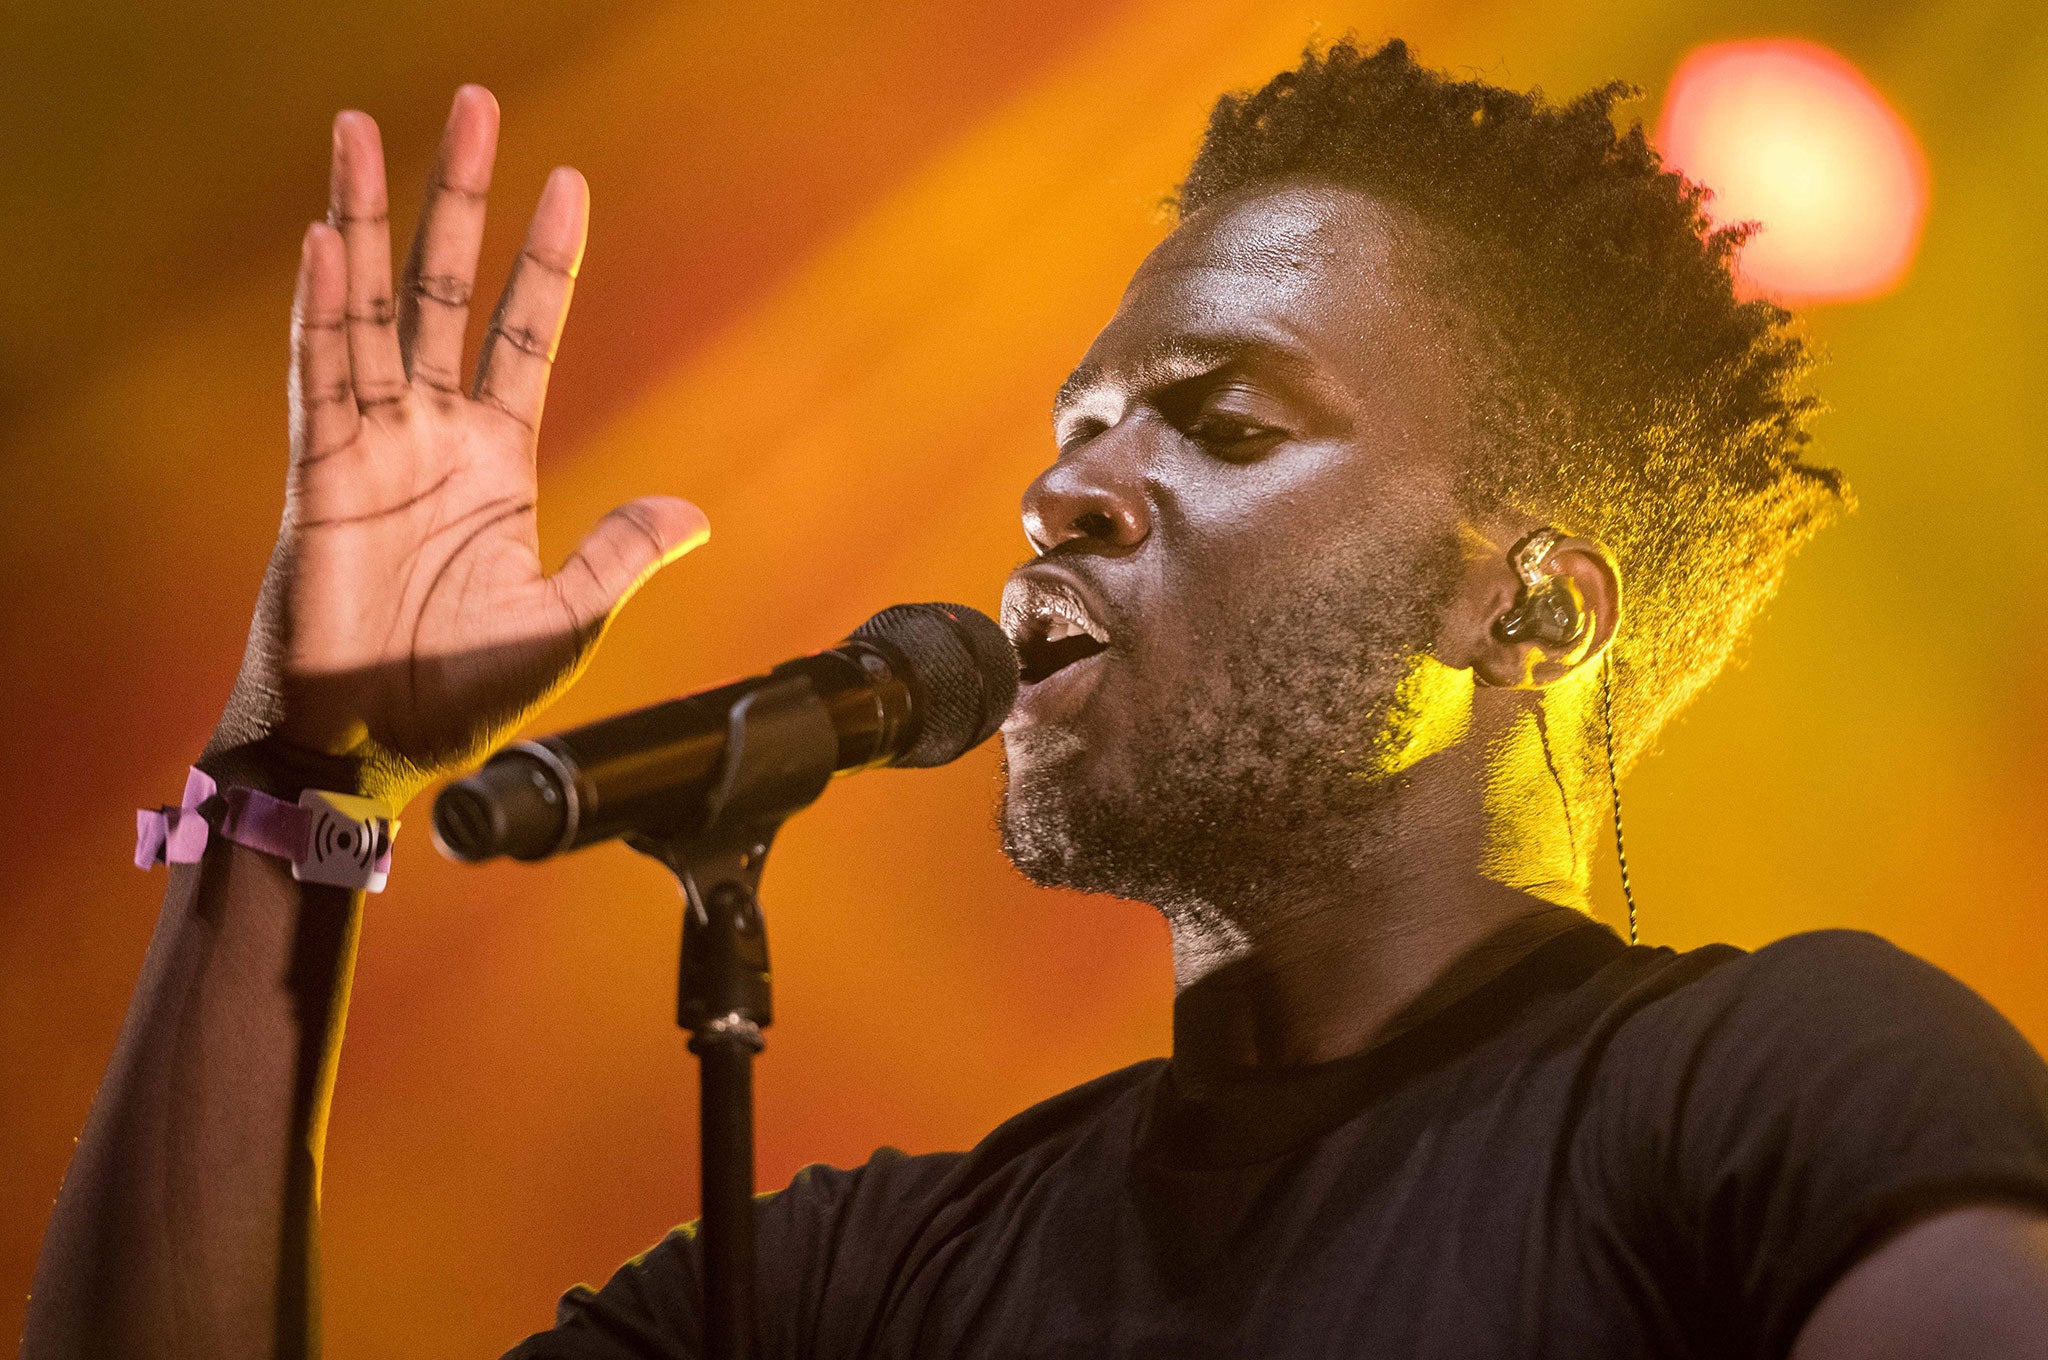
[431, 603, 1018, 863]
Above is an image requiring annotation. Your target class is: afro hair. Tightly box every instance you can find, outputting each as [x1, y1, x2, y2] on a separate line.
[1180, 38, 1847, 769]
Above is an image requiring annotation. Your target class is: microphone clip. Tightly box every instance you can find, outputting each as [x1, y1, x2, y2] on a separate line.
[626, 673, 839, 1042]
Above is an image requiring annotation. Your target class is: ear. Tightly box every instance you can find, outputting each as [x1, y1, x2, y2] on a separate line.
[1437, 529, 1620, 689]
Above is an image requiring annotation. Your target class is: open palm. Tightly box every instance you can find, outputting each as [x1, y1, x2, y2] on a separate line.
[220, 88, 706, 806]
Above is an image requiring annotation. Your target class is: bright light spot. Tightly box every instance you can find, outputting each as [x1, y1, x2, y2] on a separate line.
[1657, 40, 1929, 304]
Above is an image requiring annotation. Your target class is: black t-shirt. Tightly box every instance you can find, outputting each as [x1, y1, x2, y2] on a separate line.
[506, 918, 2048, 1359]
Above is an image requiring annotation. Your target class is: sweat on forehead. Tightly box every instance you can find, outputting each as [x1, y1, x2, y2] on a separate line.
[1136, 180, 1421, 286]
[1053, 181, 1459, 420]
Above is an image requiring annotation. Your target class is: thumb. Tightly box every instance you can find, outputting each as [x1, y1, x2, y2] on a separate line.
[554, 495, 711, 626]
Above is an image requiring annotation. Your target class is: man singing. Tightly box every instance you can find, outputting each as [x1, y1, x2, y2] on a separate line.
[24, 38, 2048, 1359]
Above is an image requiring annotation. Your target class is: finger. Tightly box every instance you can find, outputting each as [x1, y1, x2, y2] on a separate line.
[288, 223, 359, 468]
[328, 110, 408, 409]
[552, 496, 710, 627]
[398, 86, 498, 393]
[472, 166, 588, 433]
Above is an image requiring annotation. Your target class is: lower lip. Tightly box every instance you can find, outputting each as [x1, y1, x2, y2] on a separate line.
[1005, 647, 1110, 730]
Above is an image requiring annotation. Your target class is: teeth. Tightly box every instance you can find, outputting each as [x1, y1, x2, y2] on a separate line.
[1001, 578, 1110, 648]
[1042, 598, 1104, 643]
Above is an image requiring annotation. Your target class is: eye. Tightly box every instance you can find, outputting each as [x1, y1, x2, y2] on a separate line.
[1183, 411, 1284, 459]
[1159, 373, 1293, 461]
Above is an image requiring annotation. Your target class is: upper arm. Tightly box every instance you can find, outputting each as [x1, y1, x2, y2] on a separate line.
[1791, 1204, 2048, 1359]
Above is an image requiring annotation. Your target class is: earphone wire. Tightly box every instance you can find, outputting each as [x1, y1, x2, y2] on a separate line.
[1600, 652, 1639, 946]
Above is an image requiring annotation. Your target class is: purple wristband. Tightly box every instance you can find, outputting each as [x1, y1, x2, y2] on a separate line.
[136, 767, 395, 891]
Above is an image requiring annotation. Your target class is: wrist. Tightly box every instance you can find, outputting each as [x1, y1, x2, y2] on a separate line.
[196, 735, 375, 802]
[138, 756, 398, 893]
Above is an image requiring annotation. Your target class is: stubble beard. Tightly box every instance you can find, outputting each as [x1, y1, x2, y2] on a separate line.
[998, 532, 1460, 941]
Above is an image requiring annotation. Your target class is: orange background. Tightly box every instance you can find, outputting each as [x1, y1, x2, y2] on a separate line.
[2, 1, 2044, 1354]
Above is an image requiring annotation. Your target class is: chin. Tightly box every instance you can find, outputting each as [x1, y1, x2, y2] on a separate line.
[996, 737, 1101, 891]
[994, 735, 1181, 905]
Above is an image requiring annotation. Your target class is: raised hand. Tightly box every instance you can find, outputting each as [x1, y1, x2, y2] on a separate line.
[210, 87, 706, 806]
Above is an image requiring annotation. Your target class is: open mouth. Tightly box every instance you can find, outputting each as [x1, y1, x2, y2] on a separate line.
[1003, 579, 1111, 685]
[1018, 627, 1108, 684]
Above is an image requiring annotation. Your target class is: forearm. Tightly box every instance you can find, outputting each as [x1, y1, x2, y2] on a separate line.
[23, 843, 362, 1360]
[25, 82, 704, 1359]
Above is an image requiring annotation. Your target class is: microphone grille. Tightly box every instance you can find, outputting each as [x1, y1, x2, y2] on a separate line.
[850, 603, 1019, 768]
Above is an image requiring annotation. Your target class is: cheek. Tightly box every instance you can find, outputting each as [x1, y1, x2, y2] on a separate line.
[1156, 437, 1459, 614]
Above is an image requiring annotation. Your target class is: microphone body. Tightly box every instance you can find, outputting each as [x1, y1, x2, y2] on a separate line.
[433, 603, 1016, 863]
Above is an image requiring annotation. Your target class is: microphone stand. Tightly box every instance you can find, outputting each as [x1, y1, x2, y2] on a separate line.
[627, 675, 840, 1360]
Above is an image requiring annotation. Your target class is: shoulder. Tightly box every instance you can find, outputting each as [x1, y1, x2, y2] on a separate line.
[968, 1057, 1165, 1163]
[1734, 926, 1993, 1002]
[526, 1062, 1166, 1356]
[1593, 925, 2048, 1230]
[1584, 927, 2048, 1214]
[1617, 928, 2043, 1074]
[766, 1057, 1165, 1226]
[749, 1060, 1163, 1349]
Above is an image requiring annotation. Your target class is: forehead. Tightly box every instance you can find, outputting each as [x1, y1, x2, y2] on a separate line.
[1059, 181, 1437, 412]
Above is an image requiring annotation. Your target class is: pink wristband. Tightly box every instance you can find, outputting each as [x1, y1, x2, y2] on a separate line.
[136, 767, 396, 892]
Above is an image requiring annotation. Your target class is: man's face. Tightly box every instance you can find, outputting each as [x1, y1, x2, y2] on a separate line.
[997, 181, 1476, 921]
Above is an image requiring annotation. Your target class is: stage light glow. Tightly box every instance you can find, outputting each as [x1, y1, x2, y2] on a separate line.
[1657, 40, 1929, 303]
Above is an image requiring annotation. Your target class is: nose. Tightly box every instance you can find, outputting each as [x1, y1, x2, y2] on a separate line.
[1021, 420, 1153, 555]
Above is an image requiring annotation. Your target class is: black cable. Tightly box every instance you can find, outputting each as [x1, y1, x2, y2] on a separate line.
[1600, 653, 1639, 946]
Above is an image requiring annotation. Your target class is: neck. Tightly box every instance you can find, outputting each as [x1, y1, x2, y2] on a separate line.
[1164, 684, 1596, 1075]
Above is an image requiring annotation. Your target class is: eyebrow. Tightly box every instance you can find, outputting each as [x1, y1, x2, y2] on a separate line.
[1052, 332, 1337, 422]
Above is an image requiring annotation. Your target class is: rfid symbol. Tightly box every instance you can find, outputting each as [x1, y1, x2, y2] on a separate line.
[313, 811, 378, 872]
[293, 790, 396, 891]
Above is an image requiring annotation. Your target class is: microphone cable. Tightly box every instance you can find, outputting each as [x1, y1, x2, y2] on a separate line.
[1601, 652, 1639, 946]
